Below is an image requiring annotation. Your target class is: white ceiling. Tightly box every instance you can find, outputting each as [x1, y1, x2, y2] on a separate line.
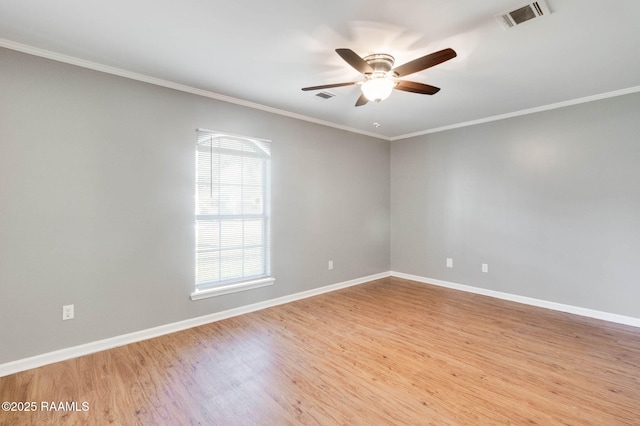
[1, 0, 640, 139]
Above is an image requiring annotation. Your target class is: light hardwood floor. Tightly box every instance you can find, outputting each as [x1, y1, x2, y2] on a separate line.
[1, 277, 639, 425]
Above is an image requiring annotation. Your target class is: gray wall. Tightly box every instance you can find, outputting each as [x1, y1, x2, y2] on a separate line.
[2, 44, 639, 365]
[391, 92, 640, 318]
[0, 48, 390, 363]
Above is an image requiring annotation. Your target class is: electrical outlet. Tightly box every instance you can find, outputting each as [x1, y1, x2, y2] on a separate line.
[446, 258, 453, 268]
[482, 263, 489, 273]
[62, 304, 74, 320]
[328, 260, 334, 270]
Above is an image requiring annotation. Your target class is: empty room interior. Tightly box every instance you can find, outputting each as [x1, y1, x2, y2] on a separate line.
[1, 0, 640, 424]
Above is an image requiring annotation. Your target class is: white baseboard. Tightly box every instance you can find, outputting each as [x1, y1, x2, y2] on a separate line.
[391, 271, 640, 328]
[5, 270, 636, 377]
[0, 271, 390, 377]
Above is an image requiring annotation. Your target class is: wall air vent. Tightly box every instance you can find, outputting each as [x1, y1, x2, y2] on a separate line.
[315, 91, 335, 99]
[497, 1, 551, 29]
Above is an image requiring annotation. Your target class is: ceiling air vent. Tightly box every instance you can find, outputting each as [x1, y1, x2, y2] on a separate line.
[497, 1, 551, 29]
[315, 91, 335, 99]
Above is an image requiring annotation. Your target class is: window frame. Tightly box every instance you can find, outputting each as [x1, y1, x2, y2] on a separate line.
[191, 129, 274, 301]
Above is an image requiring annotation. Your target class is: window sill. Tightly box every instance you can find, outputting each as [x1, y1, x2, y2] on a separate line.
[190, 277, 275, 301]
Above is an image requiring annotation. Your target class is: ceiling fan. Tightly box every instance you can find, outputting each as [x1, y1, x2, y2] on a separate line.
[302, 47, 457, 106]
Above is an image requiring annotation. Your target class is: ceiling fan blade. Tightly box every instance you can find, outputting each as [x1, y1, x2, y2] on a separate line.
[355, 94, 369, 107]
[394, 80, 441, 95]
[392, 48, 457, 77]
[336, 48, 374, 75]
[301, 82, 358, 91]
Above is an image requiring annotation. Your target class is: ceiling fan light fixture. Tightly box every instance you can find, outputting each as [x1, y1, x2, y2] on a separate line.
[361, 78, 395, 102]
[302, 47, 456, 107]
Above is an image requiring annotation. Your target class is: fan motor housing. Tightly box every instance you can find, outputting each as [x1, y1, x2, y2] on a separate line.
[363, 54, 395, 74]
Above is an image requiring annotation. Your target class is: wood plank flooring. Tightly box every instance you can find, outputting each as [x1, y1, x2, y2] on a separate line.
[1, 277, 639, 425]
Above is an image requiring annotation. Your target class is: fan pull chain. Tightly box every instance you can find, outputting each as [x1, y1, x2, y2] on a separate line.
[210, 136, 213, 198]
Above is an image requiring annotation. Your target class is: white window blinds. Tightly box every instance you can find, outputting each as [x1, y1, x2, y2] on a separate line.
[195, 130, 271, 292]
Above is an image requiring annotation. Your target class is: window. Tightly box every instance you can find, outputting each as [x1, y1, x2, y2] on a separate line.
[192, 129, 273, 300]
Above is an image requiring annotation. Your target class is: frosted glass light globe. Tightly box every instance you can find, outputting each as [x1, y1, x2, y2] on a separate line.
[361, 78, 395, 102]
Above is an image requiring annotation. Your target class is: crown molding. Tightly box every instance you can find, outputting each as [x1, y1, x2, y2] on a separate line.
[391, 85, 640, 141]
[3, 38, 639, 142]
[0, 38, 389, 141]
